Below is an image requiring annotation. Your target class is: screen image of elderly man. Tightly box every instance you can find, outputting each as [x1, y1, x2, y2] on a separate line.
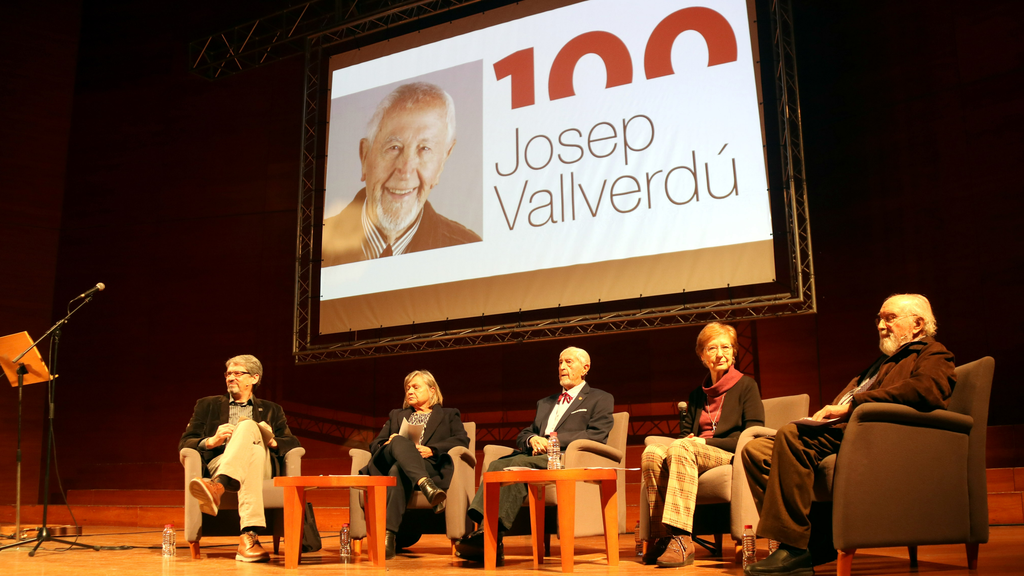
[321, 82, 481, 267]
[454, 346, 614, 564]
[740, 294, 956, 576]
[179, 355, 301, 563]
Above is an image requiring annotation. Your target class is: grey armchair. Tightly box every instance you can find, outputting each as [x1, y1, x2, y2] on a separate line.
[481, 412, 629, 555]
[819, 356, 994, 576]
[180, 446, 305, 559]
[347, 422, 477, 559]
[638, 394, 810, 558]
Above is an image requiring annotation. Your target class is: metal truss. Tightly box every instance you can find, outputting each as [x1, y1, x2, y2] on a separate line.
[286, 409, 378, 446]
[292, 0, 815, 362]
[190, 0, 492, 80]
[771, 0, 815, 310]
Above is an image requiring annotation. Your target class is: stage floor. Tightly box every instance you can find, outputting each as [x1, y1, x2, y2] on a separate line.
[1, 526, 1022, 575]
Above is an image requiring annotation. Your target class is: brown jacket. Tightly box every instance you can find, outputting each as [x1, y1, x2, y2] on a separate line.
[833, 337, 956, 413]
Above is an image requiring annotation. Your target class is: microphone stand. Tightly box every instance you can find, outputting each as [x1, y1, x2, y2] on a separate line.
[1, 294, 100, 554]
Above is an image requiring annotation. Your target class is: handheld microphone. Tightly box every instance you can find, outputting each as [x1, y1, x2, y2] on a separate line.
[78, 283, 106, 299]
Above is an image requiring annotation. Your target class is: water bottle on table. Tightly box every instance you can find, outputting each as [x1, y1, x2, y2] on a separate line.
[547, 431, 561, 470]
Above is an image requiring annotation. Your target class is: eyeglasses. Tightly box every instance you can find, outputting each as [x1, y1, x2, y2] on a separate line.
[704, 344, 734, 355]
[874, 314, 915, 326]
[224, 371, 251, 379]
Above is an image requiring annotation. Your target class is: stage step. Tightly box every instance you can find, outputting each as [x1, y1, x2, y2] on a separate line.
[987, 468, 1024, 525]
[67, 489, 182, 506]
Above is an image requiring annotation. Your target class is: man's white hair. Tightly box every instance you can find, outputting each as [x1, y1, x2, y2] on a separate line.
[887, 293, 938, 337]
[365, 82, 456, 146]
[560, 346, 591, 368]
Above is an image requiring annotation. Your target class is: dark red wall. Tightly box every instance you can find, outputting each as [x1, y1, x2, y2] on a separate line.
[0, 0, 81, 505]
[3, 0, 1022, 503]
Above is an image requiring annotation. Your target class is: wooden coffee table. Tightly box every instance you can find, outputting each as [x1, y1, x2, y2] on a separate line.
[481, 468, 619, 572]
[274, 475, 395, 569]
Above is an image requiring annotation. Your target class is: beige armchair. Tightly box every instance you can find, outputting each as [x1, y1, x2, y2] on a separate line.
[180, 446, 305, 559]
[638, 394, 809, 557]
[347, 422, 477, 558]
[820, 357, 994, 576]
[481, 412, 629, 555]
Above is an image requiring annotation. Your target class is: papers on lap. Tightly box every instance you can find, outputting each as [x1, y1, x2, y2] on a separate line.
[793, 417, 840, 427]
[399, 418, 424, 442]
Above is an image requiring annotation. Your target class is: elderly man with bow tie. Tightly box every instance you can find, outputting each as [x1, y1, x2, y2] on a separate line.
[454, 346, 614, 563]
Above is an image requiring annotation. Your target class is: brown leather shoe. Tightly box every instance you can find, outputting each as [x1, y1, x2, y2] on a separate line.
[642, 537, 672, 565]
[189, 477, 224, 516]
[236, 531, 270, 562]
[656, 535, 695, 568]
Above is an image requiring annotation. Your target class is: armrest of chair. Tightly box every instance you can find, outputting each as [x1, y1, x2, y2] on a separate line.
[730, 427, 776, 540]
[348, 448, 371, 539]
[449, 445, 477, 468]
[564, 439, 623, 468]
[283, 447, 305, 476]
[445, 445, 477, 539]
[644, 435, 675, 447]
[180, 447, 203, 477]
[482, 444, 515, 472]
[849, 403, 973, 433]
[180, 448, 203, 543]
[833, 404, 974, 550]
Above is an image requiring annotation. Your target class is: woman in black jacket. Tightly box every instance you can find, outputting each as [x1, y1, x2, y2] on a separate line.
[360, 370, 469, 559]
[640, 322, 765, 567]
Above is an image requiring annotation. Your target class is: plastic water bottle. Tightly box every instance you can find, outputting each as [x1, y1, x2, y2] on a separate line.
[634, 520, 643, 556]
[547, 432, 562, 470]
[768, 538, 780, 555]
[742, 524, 756, 568]
[339, 522, 352, 563]
[162, 524, 176, 557]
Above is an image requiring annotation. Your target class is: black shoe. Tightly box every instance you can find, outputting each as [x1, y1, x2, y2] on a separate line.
[455, 529, 502, 565]
[385, 530, 397, 560]
[744, 546, 814, 576]
[418, 477, 447, 508]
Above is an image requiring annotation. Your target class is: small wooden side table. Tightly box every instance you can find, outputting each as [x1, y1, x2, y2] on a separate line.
[481, 468, 619, 573]
[274, 475, 396, 569]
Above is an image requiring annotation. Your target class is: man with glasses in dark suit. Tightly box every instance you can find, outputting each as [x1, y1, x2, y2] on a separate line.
[179, 355, 301, 563]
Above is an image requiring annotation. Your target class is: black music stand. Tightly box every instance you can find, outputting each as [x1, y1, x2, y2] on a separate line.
[1, 296, 101, 555]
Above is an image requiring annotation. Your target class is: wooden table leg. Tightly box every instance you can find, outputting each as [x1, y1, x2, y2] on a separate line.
[599, 478, 619, 566]
[365, 486, 387, 567]
[555, 480, 576, 573]
[484, 480, 501, 570]
[281, 486, 306, 569]
[528, 484, 546, 568]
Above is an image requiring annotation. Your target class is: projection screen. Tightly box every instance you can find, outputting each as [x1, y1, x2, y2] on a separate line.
[316, 0, 775, 337]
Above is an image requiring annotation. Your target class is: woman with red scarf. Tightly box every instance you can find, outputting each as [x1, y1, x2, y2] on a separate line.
[640, 322, 765, 567]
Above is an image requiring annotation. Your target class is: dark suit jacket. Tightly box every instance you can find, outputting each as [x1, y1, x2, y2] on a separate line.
[514, 383, 615, 454]
[321, 189, 482, 267]
[360, 405, 469, 489]
[178, 394, 301, 468]
[679, 375, 765, 454]
[835, 336, 956, 412]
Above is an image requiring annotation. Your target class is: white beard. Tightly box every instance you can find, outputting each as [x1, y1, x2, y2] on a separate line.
[373, 190, 422, 238]
[879, 331, 913, 356]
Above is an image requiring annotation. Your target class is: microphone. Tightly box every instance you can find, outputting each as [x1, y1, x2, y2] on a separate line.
[78, 283, 106, 299]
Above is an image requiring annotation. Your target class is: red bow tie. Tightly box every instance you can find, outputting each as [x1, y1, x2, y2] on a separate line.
[558, 392, 571, 405]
